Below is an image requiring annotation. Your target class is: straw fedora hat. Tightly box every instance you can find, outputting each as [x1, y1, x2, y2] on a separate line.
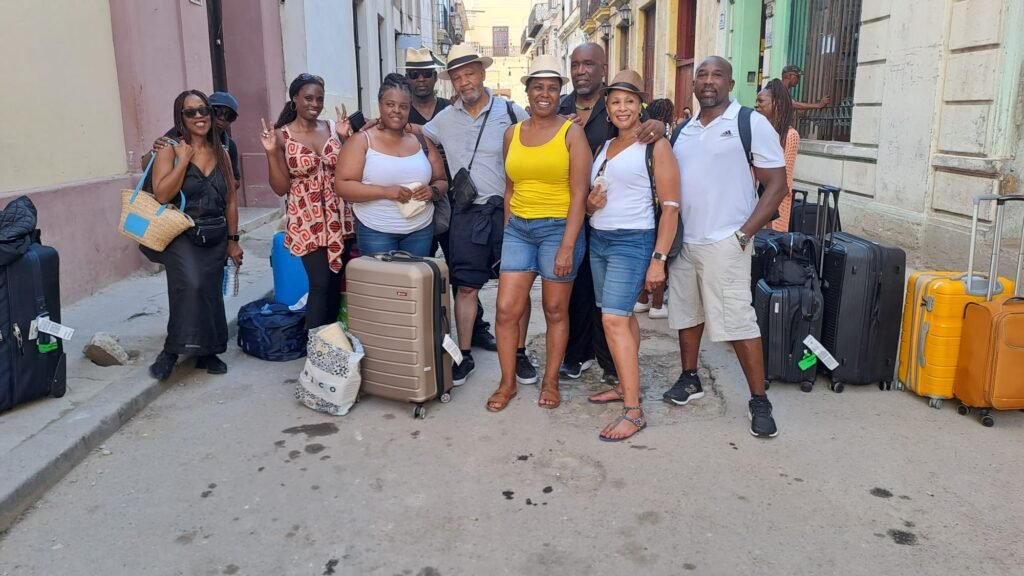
[438, 44, 493, 80]
[401, 47, 442, 70]
[520, 54, 570, 85]
[601, 69, 649, 101]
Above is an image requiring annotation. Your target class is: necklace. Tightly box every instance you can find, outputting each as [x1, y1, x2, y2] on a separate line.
[575, 103, 595, 111]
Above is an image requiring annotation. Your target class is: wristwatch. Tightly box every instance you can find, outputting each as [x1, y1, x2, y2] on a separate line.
[227, 234, 240, 242]
[430, 185, 442, 200]
[651, 251, 668, 262]
[735, 230, 751, 249]
[663, 121, 672, 139]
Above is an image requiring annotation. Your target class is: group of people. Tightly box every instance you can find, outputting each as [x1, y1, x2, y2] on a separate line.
[144, 40, 817, 442]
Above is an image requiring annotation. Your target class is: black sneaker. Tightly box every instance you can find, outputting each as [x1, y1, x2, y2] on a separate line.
[559, 359, 594, 379]
[471, 328, 498, 352]
[601, 371, 620, 386]
[149, 351, 178, 381]
[748, 396, 779, 438]
[662, 371, 705, 405]
[516, 352, 538, 385]
[452, 355, 476, 387]
[196, 355, 228, 375]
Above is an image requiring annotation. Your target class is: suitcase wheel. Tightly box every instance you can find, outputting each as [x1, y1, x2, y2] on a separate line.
[800, 381, 813, 393]
[979, 410, 994, 428]
[439, 392, 452, 404]
[927, 397, 943, 410]
[414, 405, 427, 419]
[829, 381, 845, 394]
[957, 404, 970, 416]
[879, 380, 895, 391]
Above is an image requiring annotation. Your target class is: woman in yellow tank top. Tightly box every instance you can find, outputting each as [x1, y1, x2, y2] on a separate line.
[485, 56, 591, 413]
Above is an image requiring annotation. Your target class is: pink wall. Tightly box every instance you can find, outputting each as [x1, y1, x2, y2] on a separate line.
[109, 0, 214, 170]
[222, 0, 287, 208]
[0, 176, 143, 304]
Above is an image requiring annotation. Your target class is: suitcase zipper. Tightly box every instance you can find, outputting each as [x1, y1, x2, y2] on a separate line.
[12, 323, 24, 355]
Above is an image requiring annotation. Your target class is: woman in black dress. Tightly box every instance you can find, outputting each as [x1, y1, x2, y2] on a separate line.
[145, 90, 243, 380]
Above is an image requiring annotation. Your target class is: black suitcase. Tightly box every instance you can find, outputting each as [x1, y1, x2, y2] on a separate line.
[0, 244, 67, 413]
[820, 232, 905, 391]
[751, 229, 786, 293]
[754, 279, 824, 391]
[790, 187, 842, 235]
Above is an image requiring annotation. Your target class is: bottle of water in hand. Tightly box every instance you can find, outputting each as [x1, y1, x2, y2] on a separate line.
[223, 259, 240, 297]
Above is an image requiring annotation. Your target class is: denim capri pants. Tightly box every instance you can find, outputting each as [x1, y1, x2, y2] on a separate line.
[501, 215, 585, 282]
[589, 227, 656, 316]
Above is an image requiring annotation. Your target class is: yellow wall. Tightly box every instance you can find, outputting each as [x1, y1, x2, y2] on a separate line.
[462, 0, 534, 107]
[1, 0, 127, 194]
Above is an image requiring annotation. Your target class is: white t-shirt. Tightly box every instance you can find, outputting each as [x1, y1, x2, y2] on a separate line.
[353, 142, 434, 234]
[672, 100, 785, 244]
[589, 140, 655, 231]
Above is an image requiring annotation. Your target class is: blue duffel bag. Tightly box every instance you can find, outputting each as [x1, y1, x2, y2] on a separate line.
[237, 299, 307, 361]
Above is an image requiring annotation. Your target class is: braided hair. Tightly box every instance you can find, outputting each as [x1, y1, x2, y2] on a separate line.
[762, 78, 794, 146]
[170, 90, 236, 191]
[647, 98, 676, 125]
[378, 73, 413, 102]
[274, 74, 326, 129]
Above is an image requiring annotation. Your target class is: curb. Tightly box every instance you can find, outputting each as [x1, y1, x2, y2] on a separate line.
[0, 215, 277, 533]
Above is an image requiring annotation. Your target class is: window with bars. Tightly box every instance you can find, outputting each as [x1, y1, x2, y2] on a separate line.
[493, 26, 510, 57]
[787, 0, 862, 142]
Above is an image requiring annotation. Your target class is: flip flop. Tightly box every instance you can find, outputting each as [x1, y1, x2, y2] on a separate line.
[598, 406, 647, 442]
[538, 385, 561, 409]
[486, 388, 517, 412]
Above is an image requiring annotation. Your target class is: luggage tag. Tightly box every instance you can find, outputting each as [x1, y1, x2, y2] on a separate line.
[28, 319, 39, 341]
[442, 334, 463, 365]
[36, 315, 75, 341]
[797, 351, 818, 371]
[802, 335, 838, 370]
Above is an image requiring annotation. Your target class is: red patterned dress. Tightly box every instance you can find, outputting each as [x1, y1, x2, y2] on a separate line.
[282, 120, 354, 272]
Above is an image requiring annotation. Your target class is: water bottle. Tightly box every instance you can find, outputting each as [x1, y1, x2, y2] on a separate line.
[223, 259, 240, 297]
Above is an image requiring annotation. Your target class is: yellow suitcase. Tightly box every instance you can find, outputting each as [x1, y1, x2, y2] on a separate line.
[896, 195, 1018, 408]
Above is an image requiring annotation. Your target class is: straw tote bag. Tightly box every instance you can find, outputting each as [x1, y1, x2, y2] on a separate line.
[119, 146, 194, 251]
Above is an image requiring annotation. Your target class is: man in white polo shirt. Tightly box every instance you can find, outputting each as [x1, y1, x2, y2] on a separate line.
[664, 56, 789, 438]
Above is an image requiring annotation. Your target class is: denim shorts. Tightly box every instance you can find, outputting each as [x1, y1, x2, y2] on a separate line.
[355, 218, 434, 257]
[590, 227, 655, 316]
[501, 215, 585, 282]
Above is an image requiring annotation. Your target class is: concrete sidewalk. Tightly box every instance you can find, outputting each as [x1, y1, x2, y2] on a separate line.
[0, 207, 280, 532]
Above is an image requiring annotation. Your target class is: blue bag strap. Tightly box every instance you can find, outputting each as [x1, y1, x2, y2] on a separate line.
[26, 249, 47, 316]
[130, 139, 187, 213]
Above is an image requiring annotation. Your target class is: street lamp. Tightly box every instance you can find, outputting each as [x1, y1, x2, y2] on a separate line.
[600, 21, 612, 40]
[618, 3, 632, 27]
[438, 37, 452, 56]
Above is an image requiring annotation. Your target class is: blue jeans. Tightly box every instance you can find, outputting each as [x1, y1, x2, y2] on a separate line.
[355, 219, 434, 257]
[590, 227, 655, 316]
[501, 215, 585, 282]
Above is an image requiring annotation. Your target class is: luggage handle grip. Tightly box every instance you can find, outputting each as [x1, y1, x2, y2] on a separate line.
[967, 195, 1024, 300]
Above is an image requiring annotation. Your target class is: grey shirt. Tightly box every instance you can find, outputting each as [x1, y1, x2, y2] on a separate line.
[422, 89, 529, 204]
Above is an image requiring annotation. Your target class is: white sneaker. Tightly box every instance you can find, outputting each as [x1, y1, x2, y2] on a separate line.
[633, 301, 652, 313]
[648, 306, 668, 319]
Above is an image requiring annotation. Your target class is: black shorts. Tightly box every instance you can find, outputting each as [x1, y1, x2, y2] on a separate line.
[448, 196, 504, 289]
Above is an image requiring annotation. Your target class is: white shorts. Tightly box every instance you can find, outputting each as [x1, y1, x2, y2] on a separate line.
[667, 235, 761, 342]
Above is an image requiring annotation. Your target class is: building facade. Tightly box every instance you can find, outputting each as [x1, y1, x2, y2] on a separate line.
[1, 0, 442, 303]
[460, 0, 534, 107]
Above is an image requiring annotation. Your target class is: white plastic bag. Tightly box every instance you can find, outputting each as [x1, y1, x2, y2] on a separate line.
[294, 323, 364, 416]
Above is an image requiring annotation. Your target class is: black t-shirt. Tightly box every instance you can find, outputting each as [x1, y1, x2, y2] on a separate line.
[408, 98, 452, 181]
[557, 92, 653, 156]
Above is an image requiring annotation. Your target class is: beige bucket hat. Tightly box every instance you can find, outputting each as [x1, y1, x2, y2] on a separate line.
[438, 44, 493, 80]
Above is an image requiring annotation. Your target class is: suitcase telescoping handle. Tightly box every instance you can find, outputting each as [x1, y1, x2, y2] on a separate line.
[815, 185, 840, 274]
[967, 195, 1024, 301]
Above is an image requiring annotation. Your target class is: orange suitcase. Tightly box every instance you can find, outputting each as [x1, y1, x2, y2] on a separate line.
[953, 195, 1024, 426]
[345, 253, 454, 419]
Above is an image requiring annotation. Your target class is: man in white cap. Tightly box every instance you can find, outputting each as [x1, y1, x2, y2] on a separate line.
[403, 47, 498, 353]
[408, 45, 534, 388]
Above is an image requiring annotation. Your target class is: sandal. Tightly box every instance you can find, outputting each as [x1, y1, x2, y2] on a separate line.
[486, 387, 517, 412]
[587, 388, 624, 404]
[598, 406, 647, 442]
[538, 384, 561, 409]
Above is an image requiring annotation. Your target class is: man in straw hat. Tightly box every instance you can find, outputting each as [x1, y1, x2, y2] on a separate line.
[403, 47, 498, 353]
[408, 44, 535, 388]
[663, 56, 788, 438]
[555, 43, 672, 386]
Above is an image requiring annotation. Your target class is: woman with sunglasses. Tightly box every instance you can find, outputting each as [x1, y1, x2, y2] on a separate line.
[335, 73, 447, 257]
[260, 73, 355, 330]
[145, 90, 242, 381]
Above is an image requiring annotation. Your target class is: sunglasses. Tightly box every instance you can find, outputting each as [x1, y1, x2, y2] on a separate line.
[407, 69, 435, 80]
[298, 73, 325, 84]
[213, 107, 238, 122]
[182, 106, 212, 119]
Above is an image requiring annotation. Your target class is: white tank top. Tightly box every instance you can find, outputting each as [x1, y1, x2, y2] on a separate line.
[353, 132, 434, 234]
[589, 140, 655, 231]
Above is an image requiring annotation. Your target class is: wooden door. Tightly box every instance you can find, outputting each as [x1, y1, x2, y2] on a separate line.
[642, 4, 657, 97]
[674, 0, 697, 116]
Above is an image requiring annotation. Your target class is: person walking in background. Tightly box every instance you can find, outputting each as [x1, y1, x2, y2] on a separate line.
[781, 65, 831, 111]
[557, 43, 670, 384]
[486, 56, 590, 412]
[412, 45, 535, 387]
[634, 97, 676, 319]
[664, 57, 789, 438]
[756, 79, 800, 232]
[405, 47, 498, 352]
[260, 73, 354, 330]
[583, 72, 680, 441]
[678, 107, 692, 124]
[335, 74, 447, 256]
[144, 90, 242, 380]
